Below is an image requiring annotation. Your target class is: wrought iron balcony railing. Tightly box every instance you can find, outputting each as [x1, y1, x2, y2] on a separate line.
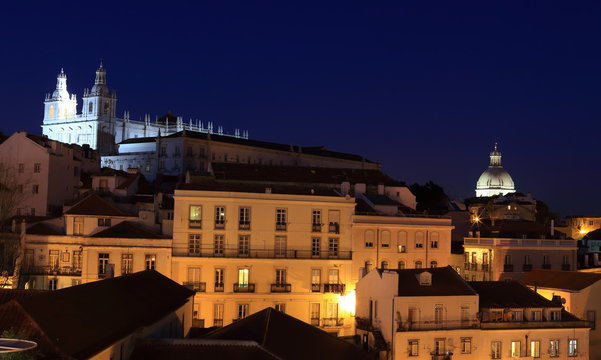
[311, 283, 321, 292]
[322, 318, 344, 327]
[214, 282, 224, 292]
[175, 248, 352, 260]
[312, 224, 322, 232]
[233, 283, 256, 293]
[183, 281, 206, 292]
[503, 264, 514, 272]
[328, 222, 340, 234]
[270, 283, 291, 293]
[324, 283, 345, 294]
[21, 266, 81, 276]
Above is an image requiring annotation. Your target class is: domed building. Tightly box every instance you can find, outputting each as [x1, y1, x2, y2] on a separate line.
[475, 143, 515, 197]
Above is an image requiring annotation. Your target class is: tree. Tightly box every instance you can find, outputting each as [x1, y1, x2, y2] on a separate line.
[409, 181, 450, 215]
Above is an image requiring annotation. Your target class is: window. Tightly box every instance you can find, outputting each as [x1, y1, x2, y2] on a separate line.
[434, 305, 443, 324]
[184, 233, 200, 255]
[98, 218, 111, 227]
[563, 255, 569, 264]
[532, 310, 542, 321]
[550, 310, 561, 321]
[415, 232, 424, 248]
[276, 208, 287, 230]
[434, 339, 445, 355]
[415, 260, 423, 269]
[511, 310, 523, 321]
[311, 269, 321, 292]
[310, 303, 320, 325]
[430, 260, 438, 268]
[214, 206, 225, 229]
[214, 303, 224, 326]
[530, 340, 540, 358]
[48, 250, 59, 269]
[568, 339, 578, 356]
[504, 254, 512, 264]
[49, 278, 57, 290]
[275, 303, 286, 313]
[275, 236, 287, 257]
[364, 261, 373, 274]
[238, 268, 249, 287]
[491, 341, 502, 359]
[312, 210, 322, 232]
[408, 340, 419, 356]
[398, 260, 405, 269]
[34, 163, 41, 173]
[460, 338, 471, 354]
[549, 339, 559, 357]
[145, 254, 156, 270]
[381, 231, 390, 248]
[121, 254, 133, 274]
[328, 238, 339, 257]
[328, 268, 339, 284]
[215, 268, 224, 291]
[72, 250, 82, 271]
[239, 207, 250, 229]
[380, 261, 388, 269]
[311, 237, 321, 257]
[237, 304, 249, 319]
[524, 254, 531, 264]
[187, 267, 201, 287]
[511, 341, 521, 357]
[32, 185, 39, 194]
[430, 232, 439, 248]
[397, 231, 408, 253]
[238, 235, 250, 256]
[18, 163, 24, 173]
[365, 230, 375, 248]
[326, 302, 339, 321]
[98, 253, 109, 276]
[213, 234, 224, 256]
[275, 269, 286, 285]
[189, 205, 202, 228]
[328, 210, 340, 233]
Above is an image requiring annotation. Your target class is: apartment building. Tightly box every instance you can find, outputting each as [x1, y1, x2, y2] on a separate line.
[172, 183, 356, 335]
[356, 266, 590, 359]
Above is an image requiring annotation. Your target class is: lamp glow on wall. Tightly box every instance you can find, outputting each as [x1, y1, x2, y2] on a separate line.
[339, 290, 356, 316]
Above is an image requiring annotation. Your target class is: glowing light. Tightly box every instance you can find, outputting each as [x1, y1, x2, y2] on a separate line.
[473, 216, 480, 223]
[579, 230, 588, 235]
[339, 290, 356, 316]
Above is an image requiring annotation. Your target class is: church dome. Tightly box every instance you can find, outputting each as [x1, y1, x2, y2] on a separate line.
[475, 143, 516, 197]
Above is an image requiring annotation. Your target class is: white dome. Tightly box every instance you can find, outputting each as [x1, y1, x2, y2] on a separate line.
[475, 144, 516, 197]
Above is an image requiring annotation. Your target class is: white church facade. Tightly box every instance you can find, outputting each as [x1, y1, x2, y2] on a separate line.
[41, 64, 247, 155]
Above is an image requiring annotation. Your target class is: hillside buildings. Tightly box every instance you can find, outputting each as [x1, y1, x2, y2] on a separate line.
[356, 266, 590, 359]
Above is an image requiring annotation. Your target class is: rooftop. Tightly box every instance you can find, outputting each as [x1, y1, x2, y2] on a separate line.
[469, 281, 560, 308]
[92, 221, 166, 239]
[64, 194, 131, 217]
[522, 269, 601, 291]
[390, 266, 477, 297]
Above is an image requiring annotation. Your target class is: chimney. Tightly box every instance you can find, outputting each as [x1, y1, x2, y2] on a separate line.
[265, 187, 272, 194]
[550, 219, 555, 237]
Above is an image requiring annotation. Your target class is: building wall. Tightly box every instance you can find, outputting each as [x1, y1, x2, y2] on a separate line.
[172, 189, 357, 335]
[352, 215, 453, 285]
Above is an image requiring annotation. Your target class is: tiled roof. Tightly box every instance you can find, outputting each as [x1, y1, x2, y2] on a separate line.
[178, 182, 342, 197]
[27, 222, 65, 236]
[0, 270, 194, 359]
[211, 162, 401, 186]
[203, 307, 370, 360]
[131, 339, 280, 360]
[361, 193, 400, 206]
[92, 221, 165, 239]
[393, 266, 477, 297]
[0, 289, 46, 306]
[522, 269, 601, 291]
[64, 194, 131, 217]
[583, 229, 601, 240]
[469, 281, 559, 308]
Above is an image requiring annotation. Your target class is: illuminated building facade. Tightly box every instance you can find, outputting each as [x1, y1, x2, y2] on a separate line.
[475, 143, 515, 197]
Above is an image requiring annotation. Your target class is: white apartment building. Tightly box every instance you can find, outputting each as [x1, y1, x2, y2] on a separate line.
[356, 266, 590, 360]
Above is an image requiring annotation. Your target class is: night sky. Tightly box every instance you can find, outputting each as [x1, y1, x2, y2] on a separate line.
[1, 1, 600, 217]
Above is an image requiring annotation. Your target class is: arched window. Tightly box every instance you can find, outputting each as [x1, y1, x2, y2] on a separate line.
[381, 261, 389, 269]
[48, 105, 55, 118]
[365, 230, 375, 248]
[365, 260, 373, 273]
[415, 260, 423, 269]
[88, 101, 93, 113]
[398, 231, 407, 253]
[430, 232, 439, 249]
[381, 231, 390, 248]
[398, 261, 405, 270]
[415, 232, 424, 249]
[430, 261, 438, 268]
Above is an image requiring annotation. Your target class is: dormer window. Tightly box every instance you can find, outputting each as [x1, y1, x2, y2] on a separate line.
[98, 218, 111, 227]
[532, 310, 542, 321]
[417, 271, 432, 286]
[511, 310, 523, 322]
[550, 310, 561, 321]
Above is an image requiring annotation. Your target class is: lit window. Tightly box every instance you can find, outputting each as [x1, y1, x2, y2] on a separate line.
[238, 268, 249, 287]
[189, 205, 202, 228]
[568, 339, 578, 356]
[145, 254, 156, 270]
[214, 268, 224, 292]
[511, 341, 521, 357]
[214, 206, 225, 229]
[275, 303, 286, 313]
[530, 340, 540, 358]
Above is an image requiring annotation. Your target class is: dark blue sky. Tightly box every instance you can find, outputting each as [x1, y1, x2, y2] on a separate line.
[1, 1, 600, 216]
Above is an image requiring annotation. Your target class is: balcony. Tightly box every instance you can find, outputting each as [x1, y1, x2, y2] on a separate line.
[276, 223, 287, 231]
[324, 283, 345, 294]
[175, 247, 352, 260]
[523, 264, 533, 272]
[214, 221, 225, 230]
[188, 220, 201, 229]
[310, 318, 320, 326]
[398, 319, 480, 332]
[470, 263, 478, 271]
[233, 283, 256, 293]
[213, 319, 223, 327]
[322, 318, 344, 327]
[312, 224, 322, 232]
[503, 264, 514, 272]
[328, 222, 340, 234]
[21, 266, 81, 276]
[239, 222, 250, 230]
[271, 283, 291, 293]
[311, 283, 321, 292]
[214, 282, 224, 292]
[183, 281, 206, 292]
[562, 264, 571, 271]
[464, 237, 576, 248]
[481, 264, 489, 272]
[542, 264, 551, 269]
